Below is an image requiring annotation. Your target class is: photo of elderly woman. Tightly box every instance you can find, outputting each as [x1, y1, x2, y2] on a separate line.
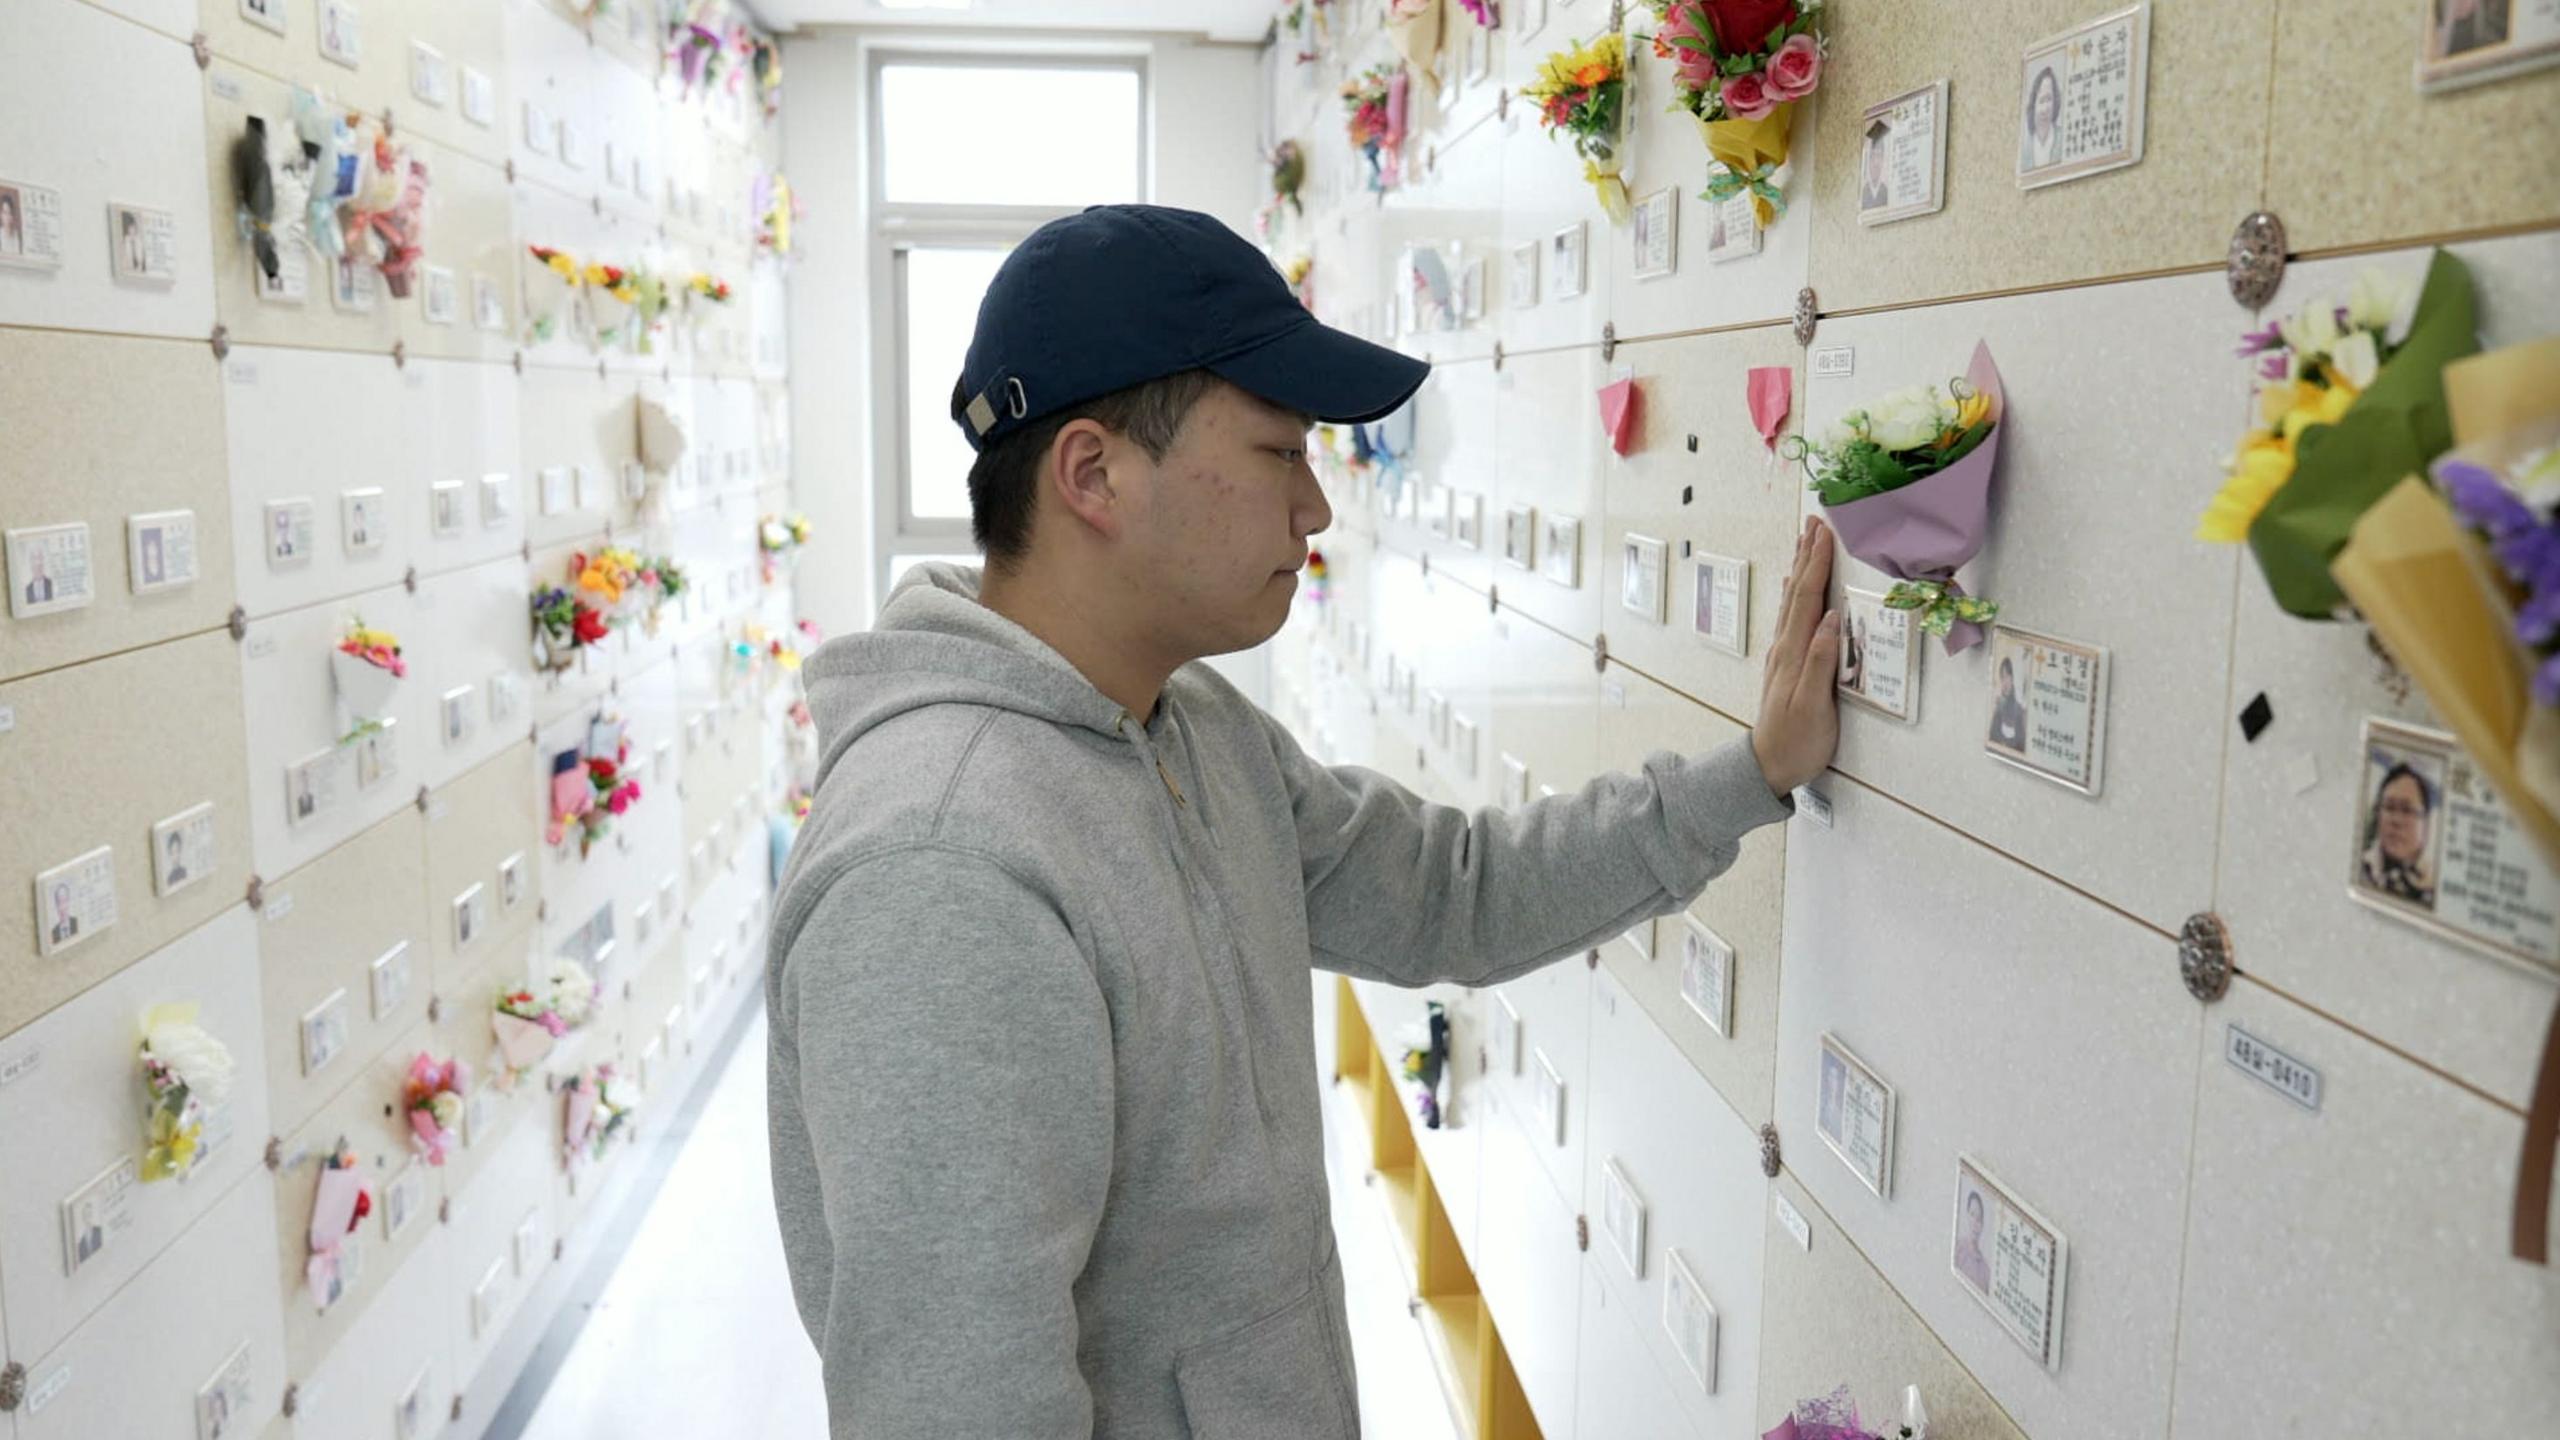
[2355, 744, 2447, 912]
[2018, 63, 2064, 175]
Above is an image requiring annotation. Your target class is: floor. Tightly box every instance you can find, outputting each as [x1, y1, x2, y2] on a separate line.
[504, 1009, 1459, 1439]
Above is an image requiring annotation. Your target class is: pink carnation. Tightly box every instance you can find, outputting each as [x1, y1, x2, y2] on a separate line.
[1654, 4, 1724, 90]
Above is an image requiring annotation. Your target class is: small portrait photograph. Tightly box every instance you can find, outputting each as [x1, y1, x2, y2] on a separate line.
[1508, 239, 1540, 310]
[1539, 513, 1582, 587]
[2017, 60, 2065, 176]
[1983, 625, 2108, 794]
[1689, 553, 1750, 658]
[430, 479, 466, 537]
[2353, 730, 2450, 914]
[1678, 914, 1732, 1037]
[1549, 220, 1589, 300]
[107, 202, 175, 285]
[454, 882, 485, 947]
[422, 264, 458, 325]
[128, 509, 200, 595]
[341, 487, 386, 555]
[355, 720, 399, 791]
[319, 0, 361, 67]
[473, 272, 506, 332]
[1620, 533, 1669, 624]
[2418, 0, 2558, 90]
[395, 1365, 433, 1440]
[265, 498, 315, 570]
[0, 179, 61, 270]
[1988, 651, 2028, 754]
[2432, 0, 2512, 57]
[1459, 255, 1487, 323]
[301, 989, 350, 1076]
[1815, 1032, 1895, 1198]
[238, 0, 285, 34]
[499, 850, 527, 912]
[479, 472, 516, 526]
[7, 521, 96, 619]
[332, 252, 377, 313]
[34, 846, 117, 959]
[442, 685, 476, 745]
[151, 802, 217, 898]
[1952, 1163, 1996, 1296]
[286, 747, 341, 827]
[368, 941, 410, 1019]
[1502, 504, 1537, 571]
[196, 1345, 251, 1440]
[1631, 186, 1678, 280]
[0, 182, 21, 257]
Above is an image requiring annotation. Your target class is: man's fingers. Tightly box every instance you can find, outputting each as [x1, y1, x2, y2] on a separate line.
[1797, 607, 1844, 710]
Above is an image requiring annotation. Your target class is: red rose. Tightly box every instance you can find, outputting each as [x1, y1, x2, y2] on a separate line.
[350, 1189, 372, 1229]
[1701, 0, 1796, 54]
[587, 758, 619, 784]
[572, 606, 610, 645]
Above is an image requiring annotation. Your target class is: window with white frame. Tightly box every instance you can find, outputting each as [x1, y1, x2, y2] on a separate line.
[869, 54, 1149, 601]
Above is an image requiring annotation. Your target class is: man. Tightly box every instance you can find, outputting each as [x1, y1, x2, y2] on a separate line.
[767, 204, 1842, 1439]
[49, 883, 78, 946]
[21, 547, 53, 607]
[163, 829, 190, 888]
[1859, 117, 1893, 212]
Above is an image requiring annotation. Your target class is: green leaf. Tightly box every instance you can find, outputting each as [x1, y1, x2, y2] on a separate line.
[1666, 34, 1710, 54]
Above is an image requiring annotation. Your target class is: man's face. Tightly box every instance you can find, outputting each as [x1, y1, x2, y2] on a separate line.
[1110, 383, 1331, 661]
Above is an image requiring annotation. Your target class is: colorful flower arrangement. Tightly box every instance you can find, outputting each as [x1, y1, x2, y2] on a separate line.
[754, 171, 799, 256]
[333, 618, 407, 740]
[491, 957, 599, 1082]
[2199, 251, 2479, 620]
[1341, 64, 1404, 192]
[550, 725, 641, 854]
[688, 272, 734, 304]
[1788, 342, 2008, 651]
[1523, 32, 1634, 220]
[138, 1005, 235, 1183]
[760, 513, 813, 583]
[1257, 140, 1306, 237]
[667, 0, 755, 99]
[1643, 0, 1825, 228]
[403, 1052, 471, 1166]
[562, 1063, 636, 1171]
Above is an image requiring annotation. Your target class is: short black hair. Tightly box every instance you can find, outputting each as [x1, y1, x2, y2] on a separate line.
[963, 370, 1224, 569]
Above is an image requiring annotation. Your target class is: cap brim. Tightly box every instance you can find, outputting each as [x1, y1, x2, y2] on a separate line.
[1207, 316, 1430, 427]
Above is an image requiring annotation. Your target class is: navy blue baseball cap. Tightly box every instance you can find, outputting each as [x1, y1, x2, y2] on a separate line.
[950, 204, 1430, 452]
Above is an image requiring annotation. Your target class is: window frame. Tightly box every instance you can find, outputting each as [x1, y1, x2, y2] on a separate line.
[866, 49, 1152, 601]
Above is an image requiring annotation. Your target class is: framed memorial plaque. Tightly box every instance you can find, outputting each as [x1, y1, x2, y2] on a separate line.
[1815, 1033, 1894, 1198]
[1837, 587, 1916, 720]
[1984, 625, 2107, 795]
[1951, 1155, 2068, 1370]
[1858, 81, 1949, 225]
[2016, 3, 2150, 190]
[2414, 0, 2560, 93]
[2347, 718, 2560, 975]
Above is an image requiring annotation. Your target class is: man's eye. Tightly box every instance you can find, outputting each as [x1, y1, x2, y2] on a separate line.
[1275, 448, 1306, 464]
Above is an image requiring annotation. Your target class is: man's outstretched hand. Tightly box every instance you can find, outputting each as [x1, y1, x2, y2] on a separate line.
[1752, 517, 1843, 798]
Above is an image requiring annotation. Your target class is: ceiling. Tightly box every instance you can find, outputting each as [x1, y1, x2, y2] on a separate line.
[750, 0, 1278, 43]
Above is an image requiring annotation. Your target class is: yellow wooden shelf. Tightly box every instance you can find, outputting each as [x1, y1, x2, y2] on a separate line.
[1327, 977, 1545, 1440]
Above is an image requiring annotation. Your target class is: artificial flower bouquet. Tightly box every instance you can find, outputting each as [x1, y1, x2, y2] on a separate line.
[1342, 63, 1404, 192]
[1258, 140, 1307, 238]
[562, 1062, 636, 1170]
[1643, 0, 1825, 227]
[1524, 31, 1634, 220]
[333, 618, 407, 736]
[404, 1052, 471, 1167]
[760, 513, 813, 583]
[139, 1004, 235, 1183]
[525, 243, 585, 345]
[530, 584, 603, 671]
[1788, 341, 2007, 652]
[753, 170, 798, 256]
[1763, 1383, 1928, 1440]
[2200, 249, 2478, 619]
[2332, 337, 2560, 882]
[304, 1142, 371, 1310]
[492, 958, 601, 1079]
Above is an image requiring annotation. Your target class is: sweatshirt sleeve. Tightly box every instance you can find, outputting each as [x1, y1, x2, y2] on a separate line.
[772, 845, 1114, 1439]
[1257, 712, 1794, 988]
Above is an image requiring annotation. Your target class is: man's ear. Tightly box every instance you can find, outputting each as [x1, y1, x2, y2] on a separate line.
[1048, 419, 1124, 541]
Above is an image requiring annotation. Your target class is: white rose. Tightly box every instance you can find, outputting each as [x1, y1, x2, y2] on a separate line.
[144, 1020, 236, 1108]
[1865, 386, 1949, 452]
[2346, 268, 2417, 344]
[547, 958, 598, 1025]
[2281, 299, 2341, 362]
[431, 1092, 466, 1131]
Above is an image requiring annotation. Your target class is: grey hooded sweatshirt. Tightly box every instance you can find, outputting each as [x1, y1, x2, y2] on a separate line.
[766, 563, 1792, 1439]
